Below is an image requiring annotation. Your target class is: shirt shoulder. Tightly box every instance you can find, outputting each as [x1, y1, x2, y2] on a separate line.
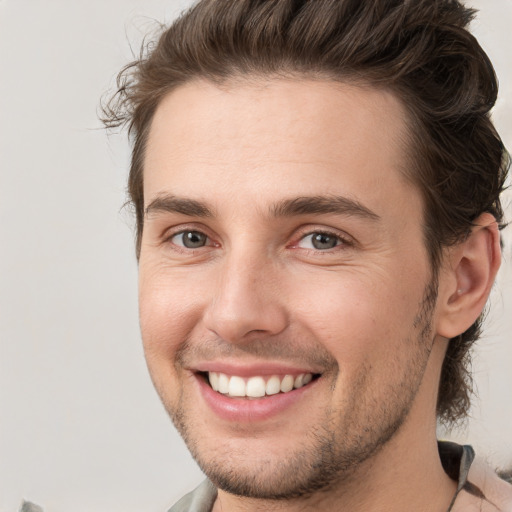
[168, 480, 218, 512]
[452, 453, 512, 512]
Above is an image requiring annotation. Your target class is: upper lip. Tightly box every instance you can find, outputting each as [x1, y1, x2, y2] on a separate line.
[191, 361, 323, 377]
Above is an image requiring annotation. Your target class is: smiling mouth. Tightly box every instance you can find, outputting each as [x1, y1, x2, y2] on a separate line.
[203, 371, 320, 398]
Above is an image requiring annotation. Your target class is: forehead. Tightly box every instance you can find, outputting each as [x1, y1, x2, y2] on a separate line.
[144, 78, 416, 219]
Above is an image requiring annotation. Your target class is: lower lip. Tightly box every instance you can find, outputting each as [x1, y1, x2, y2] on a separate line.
[196, 374, 317, 422]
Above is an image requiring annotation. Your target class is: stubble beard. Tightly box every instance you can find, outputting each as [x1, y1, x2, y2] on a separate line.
[167, 280, 438, 501]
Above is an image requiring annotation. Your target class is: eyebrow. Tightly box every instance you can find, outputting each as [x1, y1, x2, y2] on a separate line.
[144, 193, 380, 222]
[145, 195, 214, 218]
[270, 196, 380, 221]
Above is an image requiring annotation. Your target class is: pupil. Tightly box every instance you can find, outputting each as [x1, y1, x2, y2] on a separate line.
[183, 231, 206, 248]
[312, 233, 337, 250]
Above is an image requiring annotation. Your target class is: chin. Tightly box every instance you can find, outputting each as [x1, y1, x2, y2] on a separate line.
[169, 388, 412, 500]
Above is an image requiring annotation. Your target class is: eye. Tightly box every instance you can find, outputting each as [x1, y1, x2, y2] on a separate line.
[171, 230, 209, 249]
[298, 232, 342, 250]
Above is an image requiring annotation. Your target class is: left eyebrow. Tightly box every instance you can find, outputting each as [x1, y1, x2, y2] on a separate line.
[144, 194, 214, 218]
[270, 196, 380, 221]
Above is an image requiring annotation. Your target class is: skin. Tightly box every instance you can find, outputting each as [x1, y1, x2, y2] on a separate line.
[138, 78, 499, 511]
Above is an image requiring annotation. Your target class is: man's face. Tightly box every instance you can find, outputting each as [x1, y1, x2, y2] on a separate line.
[139, 79, 444, 498]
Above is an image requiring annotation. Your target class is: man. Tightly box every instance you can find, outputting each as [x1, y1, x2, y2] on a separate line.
[104, 0, 511, 510]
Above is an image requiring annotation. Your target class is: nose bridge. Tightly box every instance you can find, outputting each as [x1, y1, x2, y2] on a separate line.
[203, 242, 287, 343]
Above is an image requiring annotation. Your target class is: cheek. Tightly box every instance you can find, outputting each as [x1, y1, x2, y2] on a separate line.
[138, 264, 206, 360]
[291, 268, 427, 363]
[138, 264, 209, 411]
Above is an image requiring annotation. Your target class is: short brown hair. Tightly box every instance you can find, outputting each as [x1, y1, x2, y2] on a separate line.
[102, 0, 509, 425]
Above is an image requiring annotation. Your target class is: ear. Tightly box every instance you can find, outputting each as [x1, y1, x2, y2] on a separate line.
[436, 213, 501, 339]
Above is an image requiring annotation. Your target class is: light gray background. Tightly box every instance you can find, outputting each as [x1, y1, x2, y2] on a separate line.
[0, 1, 510, 511]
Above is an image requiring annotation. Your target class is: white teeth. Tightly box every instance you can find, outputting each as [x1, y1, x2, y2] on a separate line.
[280, 374, 294, 393]
[246, 376, 266, 398]
[218, 373, 229, 394]
[209, 372, 219, 391]
[265, 375, 281, 395]
[228, 376, 246, 397]
[207, 372, 315, 397]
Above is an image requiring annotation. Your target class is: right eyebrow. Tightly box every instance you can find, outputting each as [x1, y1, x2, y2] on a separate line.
[270, 195, 380, 221]
[144, 194, 214, 218]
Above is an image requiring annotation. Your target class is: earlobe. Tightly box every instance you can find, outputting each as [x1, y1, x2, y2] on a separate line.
[437, 213, 501, 339]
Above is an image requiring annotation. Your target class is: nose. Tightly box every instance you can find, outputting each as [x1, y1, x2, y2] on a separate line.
[202, 252, 288, 344]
